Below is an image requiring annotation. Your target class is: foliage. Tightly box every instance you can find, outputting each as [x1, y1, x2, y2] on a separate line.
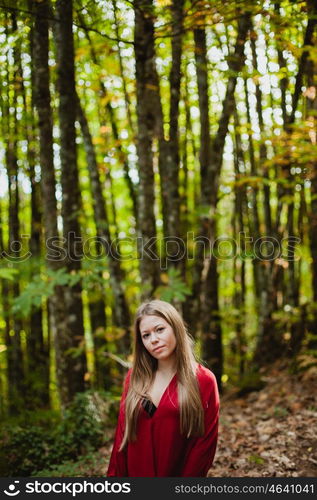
[33, 451, 106, 477]
[12, 268, 81, 317]
[293, 336, 317, 380]
[155, 267, 191, 303]
[0, 268, 19, 280]
[0, 391, 111, 476]
[235, 369, 266, 396]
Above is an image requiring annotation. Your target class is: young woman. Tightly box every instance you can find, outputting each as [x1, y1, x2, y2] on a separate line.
[107, 299, 220, 477]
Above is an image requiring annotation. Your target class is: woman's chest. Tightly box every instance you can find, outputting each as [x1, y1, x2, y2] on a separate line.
[147, 372, 176, 408]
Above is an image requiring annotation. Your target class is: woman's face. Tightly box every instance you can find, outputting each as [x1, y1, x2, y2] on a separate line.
[139, 315, 177, 361]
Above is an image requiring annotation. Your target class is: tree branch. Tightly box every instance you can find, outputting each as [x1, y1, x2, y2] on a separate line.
[0, 3, 134, 44]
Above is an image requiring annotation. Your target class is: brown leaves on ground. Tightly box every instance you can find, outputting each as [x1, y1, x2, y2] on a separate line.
[209, 360, 317, 477]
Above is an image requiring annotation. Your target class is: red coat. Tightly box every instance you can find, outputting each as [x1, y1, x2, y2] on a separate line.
[107, 364, 220, 477]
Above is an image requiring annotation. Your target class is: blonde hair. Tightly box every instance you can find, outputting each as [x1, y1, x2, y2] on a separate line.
[119, 299, 204, 450]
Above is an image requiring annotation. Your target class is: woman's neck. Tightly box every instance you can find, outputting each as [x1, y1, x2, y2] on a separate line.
[157, 355, 177, 376]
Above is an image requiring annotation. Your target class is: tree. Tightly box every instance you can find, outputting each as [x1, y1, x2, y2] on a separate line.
[133, 0, 161, 296]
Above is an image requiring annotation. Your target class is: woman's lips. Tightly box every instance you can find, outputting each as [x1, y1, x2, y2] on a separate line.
[153, 346, 164, 353]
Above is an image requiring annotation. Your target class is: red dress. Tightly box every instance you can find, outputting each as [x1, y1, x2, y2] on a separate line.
[107, 364, 220, 477]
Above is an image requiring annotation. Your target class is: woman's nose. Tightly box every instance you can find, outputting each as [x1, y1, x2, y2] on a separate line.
[150, 332, 159, 343]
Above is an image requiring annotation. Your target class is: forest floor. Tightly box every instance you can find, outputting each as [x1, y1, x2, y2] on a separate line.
[209, 359, 317, 477]
[58, 358, 317, 477]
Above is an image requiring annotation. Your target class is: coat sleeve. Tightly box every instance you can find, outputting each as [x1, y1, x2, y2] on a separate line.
[107, 369, 132, 477]
[181, 371, 220, 477]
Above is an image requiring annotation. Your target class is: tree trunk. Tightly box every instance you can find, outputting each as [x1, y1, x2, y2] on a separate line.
[233, 107, 248, 376]
[76, 11, 138, 226]
[4, 12, 25, 413]
[306, 0, 317, 345]
[26, 7, 49, 407]
[192, 14, 251, 389]
[134, 0, 161, 295]
[111, 0, 135, 134]
[88, 288, 109, 388]
[250, 26, 283, 364]
[183, 26, 212, 331]
[0, 201, 8, 415]
[244, 78, 262, 301]
[159, 0, 184, 264]
[34, 0, 83, 408]
[55, 0, 87, 399]
[76, 95, 131, 354]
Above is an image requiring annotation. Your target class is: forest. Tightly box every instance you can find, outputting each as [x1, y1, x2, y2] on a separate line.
[0, 0, 317, 477]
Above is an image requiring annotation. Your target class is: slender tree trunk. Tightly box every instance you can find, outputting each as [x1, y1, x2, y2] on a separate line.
[179, 64, 191, 280]
[244, 78, 262, 301]
[0, 198, 13, 416]
[233, 107, 247, 376]
[25, 7, 50, 407]
[250, 27, 283, 364]
[183, 26, 212, 331]
[306, 0, 317, 345]
[191, 14, 251, 388]
[88, 289, 108, 388]
[5, 12, 25, 413]
[34, 0, 83, 407]
[134, 0, 161, 295]
[76, 95, 131, 354]
[76, 12, 138, 226]
[111, 0, 134, 134]
[0, 85, 9, 414]
[33, 0, 65, 405]
[140, 0, 184, 277]
[250, 33, 272, 237]
[105, 168, 119, 242]
[160, 0, 184, 264]
[54, 0, 87, 398]
[0, 201, 7, 415]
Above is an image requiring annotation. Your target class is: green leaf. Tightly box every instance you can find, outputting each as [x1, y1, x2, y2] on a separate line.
[12, 269, 82, 317]
[155, 267, 191, 303]
[0, 268, 19, 281]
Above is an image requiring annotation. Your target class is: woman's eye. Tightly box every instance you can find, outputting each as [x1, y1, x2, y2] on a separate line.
[157, 327, 164, 332]
[143, 333, 149, 339]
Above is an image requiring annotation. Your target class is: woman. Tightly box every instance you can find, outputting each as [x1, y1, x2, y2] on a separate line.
[107, 299, 220, 477]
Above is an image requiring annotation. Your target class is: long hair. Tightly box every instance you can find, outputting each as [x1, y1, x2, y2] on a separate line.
[119, 300, 204, 450]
